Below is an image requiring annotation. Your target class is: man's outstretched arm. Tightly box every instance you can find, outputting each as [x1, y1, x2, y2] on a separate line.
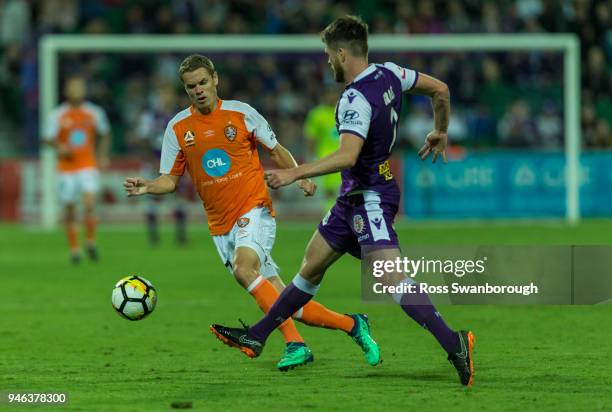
[409, 73, 450, 163]
[264, 133, 364, 189]
[124, 174, 181, 196]
[267, 143, 316, 196]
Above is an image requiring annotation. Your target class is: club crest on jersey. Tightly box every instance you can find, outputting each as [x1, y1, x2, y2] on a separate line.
[353, 214, 365, 234]
[184, 130, 195, 147]
[237, 217, 250, 228]
[224, 124, 237, 141]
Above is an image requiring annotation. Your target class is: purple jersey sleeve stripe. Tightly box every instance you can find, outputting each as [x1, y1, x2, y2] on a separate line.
[409, 71, 419, 90]
[339, 129, 367, 140]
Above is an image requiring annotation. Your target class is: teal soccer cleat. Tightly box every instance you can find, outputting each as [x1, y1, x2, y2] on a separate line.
[276, 342, 314, 371]
[348, 314, 381, 366]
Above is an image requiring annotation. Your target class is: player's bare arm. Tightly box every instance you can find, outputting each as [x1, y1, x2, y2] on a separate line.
[124, 174, 181, 196]
[267, 143, 317, 196]
[409, 73, 450, 163]
[98, 132, 111, 170]
[42, 139, 73, 159]
[264, 133, 363, 190]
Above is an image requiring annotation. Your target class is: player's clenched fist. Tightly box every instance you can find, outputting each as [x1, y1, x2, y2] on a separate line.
[124, 177, 148, 196]
[264, 169, 297, 189]
[297, 179, 317, 197]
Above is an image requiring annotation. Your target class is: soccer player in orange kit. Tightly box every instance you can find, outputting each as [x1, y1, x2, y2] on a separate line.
[44, 75, 111, 264]
[124, 55, 378, 371]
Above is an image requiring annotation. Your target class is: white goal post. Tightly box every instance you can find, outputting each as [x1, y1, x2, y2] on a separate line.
[38, 34, 581, 228]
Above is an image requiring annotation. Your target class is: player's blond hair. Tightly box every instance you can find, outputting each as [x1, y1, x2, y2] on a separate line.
[178, 54, 216, 81]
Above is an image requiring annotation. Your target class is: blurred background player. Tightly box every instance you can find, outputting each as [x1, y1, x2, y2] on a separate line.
[130, 83, 188, 246]
[125, 55, 375, 371]
[43, 75, 111, 263]
[303, 87, 341, 212]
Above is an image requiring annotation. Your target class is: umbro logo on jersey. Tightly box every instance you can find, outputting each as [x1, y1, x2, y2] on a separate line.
[224, 124, 237, 141]
[184, 130, 195, 147]
[347, 93, 356, 103]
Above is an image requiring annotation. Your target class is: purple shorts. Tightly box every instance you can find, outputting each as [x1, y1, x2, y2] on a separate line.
[317, 191, 399, 259]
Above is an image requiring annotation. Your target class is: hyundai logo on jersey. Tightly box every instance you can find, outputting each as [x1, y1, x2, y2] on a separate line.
[202, 148, 231, 177]
[343, 110, 359, 120]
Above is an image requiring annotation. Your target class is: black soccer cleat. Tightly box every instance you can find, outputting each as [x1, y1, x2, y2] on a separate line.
[210, 320, 264, 359]
[447, 330, 475, 387]
[86, 245, 99, 262]
[70, 253, 81, 265]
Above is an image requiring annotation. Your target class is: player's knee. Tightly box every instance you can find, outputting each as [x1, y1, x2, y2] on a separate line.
[64, 206, 76, 222]
[298, 258, 325, 284]
[232, 263, 258, 288]
[84, 204, 95, 216]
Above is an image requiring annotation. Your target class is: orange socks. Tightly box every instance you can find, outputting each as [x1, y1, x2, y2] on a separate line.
[248, 276, 304, 343]
[298, 301, 355, 333]
[247, 275, 356, 336]
[66, 223, 79, 253]
[85, 216, 97, 245]
[66, 216, 97, 255]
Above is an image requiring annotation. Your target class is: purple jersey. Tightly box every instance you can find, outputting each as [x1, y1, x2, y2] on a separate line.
[137, 109, 175, 157]
[335, 62, 418, 201]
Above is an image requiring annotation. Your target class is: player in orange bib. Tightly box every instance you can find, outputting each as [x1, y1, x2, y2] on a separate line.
[124, 55, 378, 371]
[44, 75, 111, 264]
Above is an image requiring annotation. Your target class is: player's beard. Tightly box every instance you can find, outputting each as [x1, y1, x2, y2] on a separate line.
[331, 60, 345, 83]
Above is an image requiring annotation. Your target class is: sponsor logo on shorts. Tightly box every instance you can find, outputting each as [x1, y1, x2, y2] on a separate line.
[353, 214, 365, 234]
[184, 130, 195, 147]
[224, 123, 237, 141]
[358, 233, 370, 242]
[237, 217, 250, 228]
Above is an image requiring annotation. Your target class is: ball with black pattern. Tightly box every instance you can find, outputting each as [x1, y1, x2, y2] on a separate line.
[111, 275, 157, 321]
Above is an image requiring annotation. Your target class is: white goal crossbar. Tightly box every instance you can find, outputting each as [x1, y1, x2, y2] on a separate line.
[39, 34, 581, 227]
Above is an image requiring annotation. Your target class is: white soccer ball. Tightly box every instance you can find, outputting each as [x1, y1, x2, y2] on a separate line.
[111, 275, 157, 321]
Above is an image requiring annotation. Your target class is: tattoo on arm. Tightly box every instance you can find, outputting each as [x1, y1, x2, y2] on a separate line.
[432, 88, 450, 133]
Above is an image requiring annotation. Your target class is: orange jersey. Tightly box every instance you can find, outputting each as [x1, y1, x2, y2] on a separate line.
[160, 100, 278, 235]
[45, 102, 110, 172]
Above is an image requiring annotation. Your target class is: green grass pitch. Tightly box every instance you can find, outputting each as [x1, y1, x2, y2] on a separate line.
[1, 220, 611, 411]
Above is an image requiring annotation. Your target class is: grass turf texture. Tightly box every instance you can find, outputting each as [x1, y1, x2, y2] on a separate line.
[1, 220, 611, 411]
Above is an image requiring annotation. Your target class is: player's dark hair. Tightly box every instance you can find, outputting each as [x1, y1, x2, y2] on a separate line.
[321, 15, 369, 57]
[178, 54, 216, 81]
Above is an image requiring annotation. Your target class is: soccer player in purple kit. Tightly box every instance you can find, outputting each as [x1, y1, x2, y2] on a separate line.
[211, 15, 475, 386]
